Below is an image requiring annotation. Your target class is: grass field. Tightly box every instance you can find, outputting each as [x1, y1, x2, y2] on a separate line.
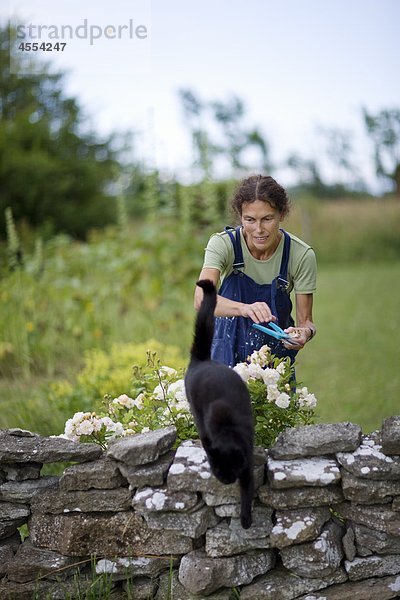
[296, 262, 400, 432]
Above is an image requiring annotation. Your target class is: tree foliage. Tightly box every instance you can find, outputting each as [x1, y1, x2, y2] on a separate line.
[0, 24, 122, 238]
[363, 107, 400, 197]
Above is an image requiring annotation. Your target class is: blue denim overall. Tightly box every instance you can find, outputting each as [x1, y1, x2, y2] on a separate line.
[210, 226, 298, 367]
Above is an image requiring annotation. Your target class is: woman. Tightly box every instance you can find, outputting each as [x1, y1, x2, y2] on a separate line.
[194, 174, 317, 367]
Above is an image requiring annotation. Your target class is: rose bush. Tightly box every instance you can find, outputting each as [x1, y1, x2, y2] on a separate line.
[62, 346, 317, 449]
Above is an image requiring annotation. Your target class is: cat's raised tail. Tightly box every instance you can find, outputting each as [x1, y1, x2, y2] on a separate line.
[190, 279, 217, 362]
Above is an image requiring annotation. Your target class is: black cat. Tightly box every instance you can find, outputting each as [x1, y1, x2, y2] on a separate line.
[184, 279, 254, 529]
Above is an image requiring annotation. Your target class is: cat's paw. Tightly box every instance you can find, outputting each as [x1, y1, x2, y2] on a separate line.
[240, 512, 252, 529]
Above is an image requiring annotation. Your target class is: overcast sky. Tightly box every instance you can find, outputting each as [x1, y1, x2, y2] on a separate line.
[4, 0, 400, 188]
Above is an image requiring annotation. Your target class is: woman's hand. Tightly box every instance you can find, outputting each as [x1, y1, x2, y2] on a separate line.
[283, 326, 312, 350]
[238, 302, 277, 324]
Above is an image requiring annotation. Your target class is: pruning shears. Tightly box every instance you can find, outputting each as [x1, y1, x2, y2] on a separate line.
[251, 322, 302, 347]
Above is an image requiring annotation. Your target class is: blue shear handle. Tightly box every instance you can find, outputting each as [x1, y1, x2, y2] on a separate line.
[252, 323, 286, 341]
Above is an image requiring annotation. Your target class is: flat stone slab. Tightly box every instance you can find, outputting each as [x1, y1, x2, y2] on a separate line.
[2, 463, 42, 481]
[334, 502, 400, 536]
[298, 574, 400, 599]
[267, 457, 340, 488]
[341, 469, 400, 503]
[107, 426, 176, 466]
[240, 566, 347, 599]
[270, 423, 362, 460]
[344, 554, 400, 581]
[144, 504, 218, 538]
[205, 505, 273, 557]
[382, 416, 400, 456]
[351, 522, 400, 556]
[29, 511, 194, 556]
[31, 486, 132, 514]
[118, 450, 175, 487]
[0, 476, 58, 504]
[270, 507, 331, 548]
[156, 570, 232, 600]
[6, 539, 79, 583]
[280, 521, 344, 578]
[0, 502, 30, 539]
[0, 429, 102, 464]
[258, 484, 343, 509]
[336, 432, 400, 480]
[59, 457, 126, 491]
[178, 549, 275, 596]
[95, 555, 180, 579]
[133, 486, 199, 513]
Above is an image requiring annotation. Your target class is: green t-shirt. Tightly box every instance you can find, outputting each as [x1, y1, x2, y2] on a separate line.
[202, 228, 317, 294]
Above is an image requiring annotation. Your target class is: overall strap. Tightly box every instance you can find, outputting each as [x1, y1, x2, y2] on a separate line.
[271, 229, 291, 318]
[278, 229, 291, 281]
[225, 226, 244, 270]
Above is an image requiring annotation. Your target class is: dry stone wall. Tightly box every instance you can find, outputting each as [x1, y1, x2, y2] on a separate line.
[1, 417, 400, 599]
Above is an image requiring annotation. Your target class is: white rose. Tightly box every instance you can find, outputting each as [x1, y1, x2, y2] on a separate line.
[160, 366, 178, 377]
[247, 363, 264, 380]
[233, 363, 250, 382]
[276, 362, 286, 375]
[267, 384, 280, 401]
[76, 420, 95, 436]
[303, 393, 317, 408]
[261, 368, 280, 386]
[275, 392, 291, 409]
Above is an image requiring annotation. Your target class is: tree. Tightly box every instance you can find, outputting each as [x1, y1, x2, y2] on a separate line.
[363, 107, 400, 197]
[178, 88, 271, 179]
[0, 24, 123, 238]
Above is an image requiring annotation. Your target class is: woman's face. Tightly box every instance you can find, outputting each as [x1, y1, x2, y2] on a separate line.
[240, 200, 283, 259]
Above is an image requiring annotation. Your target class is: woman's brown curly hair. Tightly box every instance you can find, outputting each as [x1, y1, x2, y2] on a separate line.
[231, 174, 291, 218]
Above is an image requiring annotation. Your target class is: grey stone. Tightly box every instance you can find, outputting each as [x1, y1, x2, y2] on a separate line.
[29, 511, 194, 556]
[0, 502, 30, 539]
[342, 525, 356, 561]
[59, 457, 126, 491]
[240, 566, 347, 599]
[133, 485, 199, 513]
[107, 426, 176, 466]
[280, 521, 344, 578]
[214, 503, 241, 517]
[334, 502, 400, 536]
[0, 476, 58, 503]
[298, 574, 400, 599]
[270, 507, 331, 548]
[258, 483, 343, 509]
[6, 539, 80, 583]
[267, 456, 340, 489]
[0, 575, 94, 600]
[353, 522, 400, 555]
[270, 423, 362, 460]
[345, 554, 400, 581]
[120, 577, 156, 600]
[202, 466, 264, 506]
[0, 429, 102, 464]
[95, 555, 179, 579]
[336, 432, 400, 480]
[205, 506, 273, 557]
[341, 469, 400, 503]
[144, 504, 218, 538]
[382, 416, 400, 455]
[178, 549, 275, 596]
[0, 544, 14, 576]
[0, 531, 21, 553]
[2, 463, 42, 481]
[156, 570, 232, 600]
[393, 496, 400, 510]
[118, 449, 175, 487]
[31, 486, 132, 514]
